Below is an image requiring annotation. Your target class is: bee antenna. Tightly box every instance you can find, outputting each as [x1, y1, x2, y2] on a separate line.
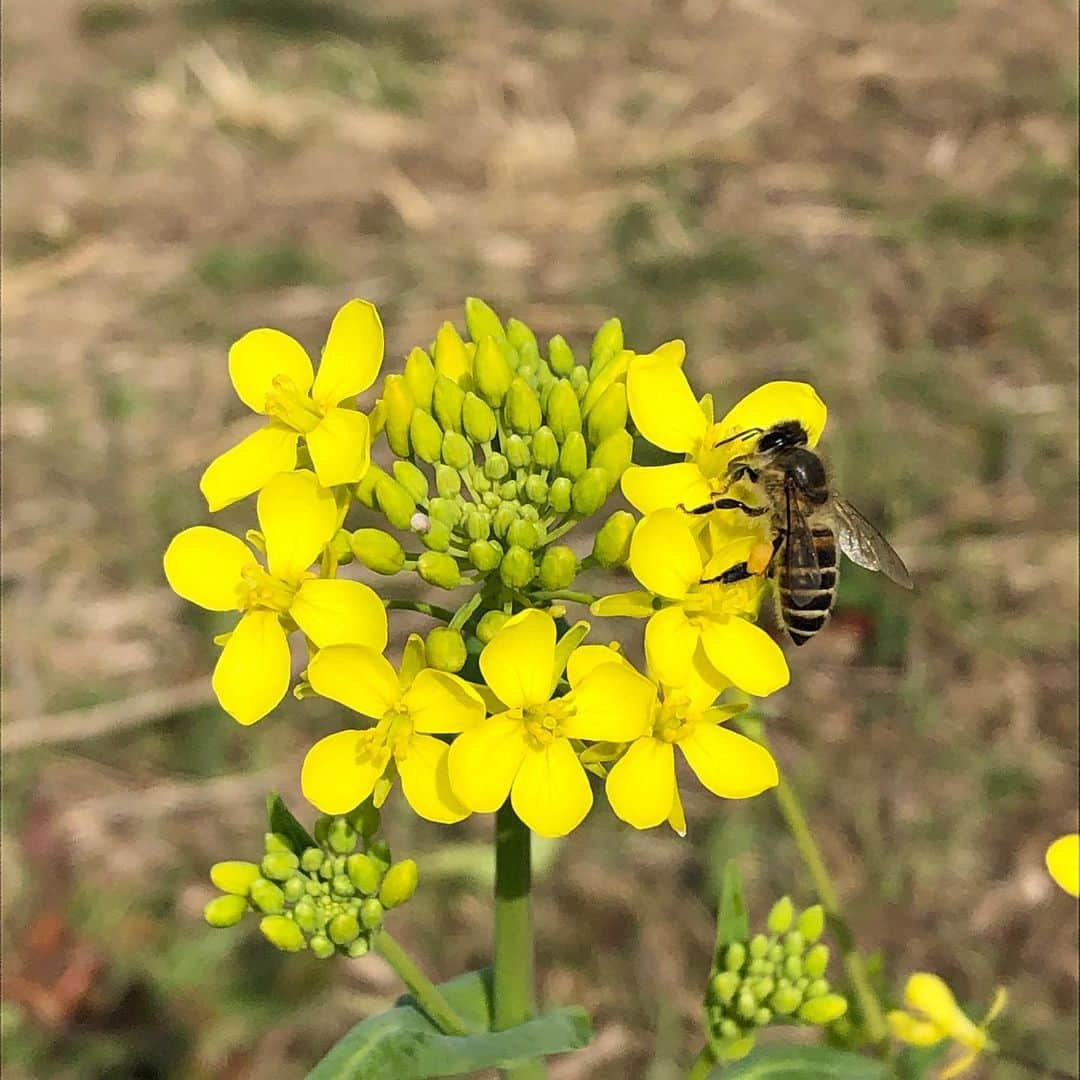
[714, 427, 764, 448]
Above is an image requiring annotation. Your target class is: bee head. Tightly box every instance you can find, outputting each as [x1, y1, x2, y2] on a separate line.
[714, 420, 809, 454]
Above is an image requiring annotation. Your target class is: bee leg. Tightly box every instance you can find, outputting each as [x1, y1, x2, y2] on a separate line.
[711, 498, 770, 516]
[700, 561, 754, 586]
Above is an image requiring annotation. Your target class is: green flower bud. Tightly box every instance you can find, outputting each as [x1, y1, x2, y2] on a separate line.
[711, 971, 741, 1004]
[441, 430, 472, 471]
[477, 610, 509, 643]
[204, 894, 248, 928]
[505, 378, 543, 434]
[327, 818, 357, 854]
[547, 334, 575, 376]
[797, 994, 848, 1025]
[465, 297, 506, 343]
[433, 374, 466, 432]
[719, 1019, 741, 1041]
[426, 628, 467, 673]
[469, 539, 503, 572]
[524, 474, 549, 505]
[538, 545, 578, 590]
[753, 1007, 772, 1027]
[505, 434, 531, 469]
[558, 431, 588, 479]
[346, 853, 382, 895]
[748, 958, 770, 976]
[409, 410, 444, 464]
[435, 463, 462, 498]
[300, 848, 325, 874]
[404, 346, 436, 410]
[419, 517, 453, 552]
[767, 897, 795, 935]
[329, 529, 354, 567]
[347, 937, 370, 959]
[265, 832, 294, 853]
[797, 904, 825, 943]
[261, 851, 299, 882]
[379, 859, 419, 908]
[545, 380, 582, 442]
[354, 463, 388, 509]
[293, 896, 325, 932]
[783, 931, 805, 956]
[585, 382, 627, 444]
[500, 545, 535, 588]
[770, 984, 803, 1015]
[590, 430, 633, 489]
[417, 552, 461, 589]
[475, 336, 513, 406]
[210, 861, 261, 896]
[375, 476, 417, 530]
[260, 914, 306, 952]
[359, 897, 384, 930]
[434, 321, 470, 384]
[804, 943, 830, 979]
[328, 913, 361, 946]
[783, 955, 803, 981]
[348, 801, 380, 844]
[737, 990, 759, 1021]
[725, 942, 747, 972]
[506, 518, 540, 551]
[283, 877, 306, 904]
[350, 529, 406, 575]
[491, 505, 516, 539]
[310, 933, 336, 959]
[571, 468, 608, 516]
[313, 816, 332, 847]
[549, 476, 572, 513]
[570, 364, 589, 399]
[805, 979, 829, 1000]
[382, 374, 415, 458]
[462, 392, 497, 444]
[429, 497, 463, 529]
[464, 509, 491, 540]
[768, 943, 784, 964]
[506, 317, 537, 354]
[749, 934, 770, 959]
[749, 976, 776, 1002]
[592, 510, 635, 567]
[332, 873, 355, 897]
[389, 461, 425, 505]
[484, 452, 510, 481]
[589, 316, 623, 377]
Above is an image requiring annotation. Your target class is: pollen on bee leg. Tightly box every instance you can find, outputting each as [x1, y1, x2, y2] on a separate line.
[748, 542, 774, 576]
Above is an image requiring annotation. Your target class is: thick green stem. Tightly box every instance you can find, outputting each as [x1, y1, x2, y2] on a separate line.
[529, 589, 599, 606]
[385, 599, 456, 622]
[374, 930, 472, 1036]
[494, 802, 546, 1079]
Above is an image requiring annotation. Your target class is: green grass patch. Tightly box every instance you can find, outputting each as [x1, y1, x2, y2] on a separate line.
[77, 1, 150, 37]
[193, 243, 337, 292]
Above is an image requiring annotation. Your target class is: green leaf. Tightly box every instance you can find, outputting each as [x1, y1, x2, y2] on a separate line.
[712, 1045, 889, 1079]
[715, 860, 750, 954]
[307, 969, 591, 1079]
[266, 792, 316, 853]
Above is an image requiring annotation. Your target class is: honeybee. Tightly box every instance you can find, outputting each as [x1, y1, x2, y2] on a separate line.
[684, 420, 913, 646]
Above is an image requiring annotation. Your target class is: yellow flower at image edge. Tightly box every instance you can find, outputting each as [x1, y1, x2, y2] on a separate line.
[200, 299, 384, 511]
[887, 973, 1006, 1080]
[448, 610, 657, 838]
[164, 470, 387, 724]
[302, 637, 484, 824]
[1046, 833, 1079, 896]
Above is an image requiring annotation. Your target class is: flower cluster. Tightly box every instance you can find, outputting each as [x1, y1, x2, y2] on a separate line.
[166, 296, 829, 837]
[705, 897, 848, 1062]
[203, 811, 417, 959]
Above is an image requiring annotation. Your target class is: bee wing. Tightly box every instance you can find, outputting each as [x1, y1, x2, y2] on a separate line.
[834, 497, 913, 588]
[784, 480, 822, 603]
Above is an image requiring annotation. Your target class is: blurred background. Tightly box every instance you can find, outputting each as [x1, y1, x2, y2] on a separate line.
[3, 0, 1078, 1077]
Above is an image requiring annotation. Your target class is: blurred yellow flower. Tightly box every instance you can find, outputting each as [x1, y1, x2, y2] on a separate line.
[1046, 833, 1079, 896]
[592, 509, 789, 697]
[447, 610, 655, 837]
[301, 636, 483, 823]
[888, 973, 1006, 1079]
[164, 470, 386, 724]
[200, 299, 383, 510]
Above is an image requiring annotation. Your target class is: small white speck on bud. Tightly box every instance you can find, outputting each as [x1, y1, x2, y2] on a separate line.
[410, 512, 431, 533]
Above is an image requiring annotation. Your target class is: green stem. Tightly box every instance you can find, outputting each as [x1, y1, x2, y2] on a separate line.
[529, 589, 599, 606]
[449, 590, 485, 631]
[542, 516, 581, 544]
[374, 930, 472, 1036]
[385, 599, 456, 622]
[494, 802, 546, 1079]
[687, 1047, 715, 1079]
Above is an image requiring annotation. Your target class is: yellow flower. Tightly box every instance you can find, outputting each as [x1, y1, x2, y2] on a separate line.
[888, 973, 1006, 1080]
[592, 509, 789, 697]
[164, 470, 386, 725]
[200, 299, 384, 511]
[620, 344, 827, 516]
[567, 646, 778, 831]
[1046, 833, 1079, 896]
[447, 610, 655, 837]
[301, 635, 483, 824]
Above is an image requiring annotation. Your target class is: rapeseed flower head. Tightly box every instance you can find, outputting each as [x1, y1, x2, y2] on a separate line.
[1045, 832, 1079, 896]
[447, 610, 656, 837]
[200, 299, 383, 510]
[164, 470, 386, 724]
[888, 973, 1006, 1079]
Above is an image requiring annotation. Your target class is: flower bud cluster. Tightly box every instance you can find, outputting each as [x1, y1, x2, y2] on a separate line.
[203, 815, 417, 959]
[357, 300, 636, 596]
[705, 898, 848, 1060]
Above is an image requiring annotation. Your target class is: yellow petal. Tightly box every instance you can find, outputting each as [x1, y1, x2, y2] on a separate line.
[199, 423, 300, 512]
[312, 299, 384, 408]
[566, 644, 632, 687]
[397, 734, 469, 824]
[628, 509, 702, 598]
[229, 328, 314, 414]
[511, 738, 593, 838]
[1046, 833, 1079, 897]
[644, 606, 700, 687]
[678, 722, 778, 798]
[258, 469, 338, 581]
[621, 462, 714, 516]
[479, 609, 556, 709]
[306, 644, 398, 718]
[887, 1010, 945, 1047]
[581, 348, 630, 414]
[589, 591, 656, 618]
[715, 381, 827, 448]
[291, 578, 388, 650]
[301, 729, 385, 814]
[212, 609, 291, 725]
[626, 340, 707, 453]
[605, 737, 676, 829]
[164, 526, 253, 611]
[698, 616, 789, 697]
[399, 633, 427, 691]
[667, 784, 687, 836]
[447, 714, 529, 813]
[307, 407, 371, 488]
[663, 650, 730, 712]
[903, 974, 961, 1029]
[565, 662, 656, 742]
[403, 669, 485, 734]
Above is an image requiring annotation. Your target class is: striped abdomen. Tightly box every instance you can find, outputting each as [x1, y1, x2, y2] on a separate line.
[778, 525, 838, 647]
